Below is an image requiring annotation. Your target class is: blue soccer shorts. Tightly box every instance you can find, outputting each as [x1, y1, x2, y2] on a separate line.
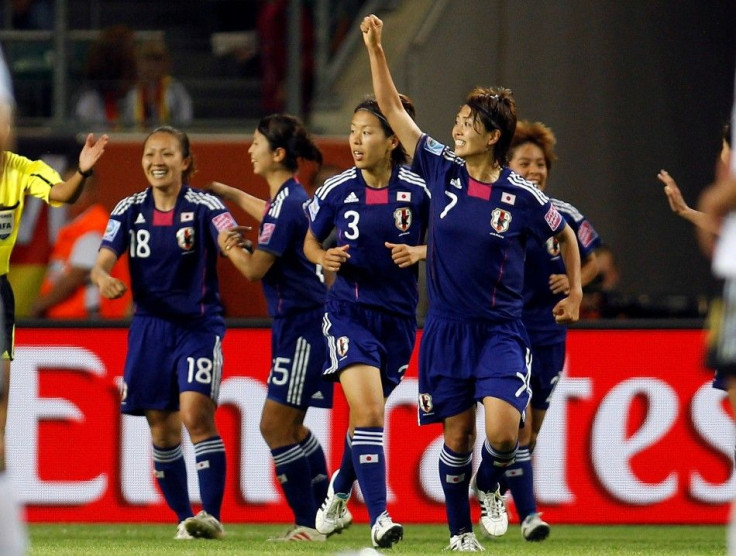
[418, 313, 531, 425]
[528, 341, 566, 411]
[268, 307, 333, 410]
[121, 315, 225, 416]
[321, 300, 416, 397]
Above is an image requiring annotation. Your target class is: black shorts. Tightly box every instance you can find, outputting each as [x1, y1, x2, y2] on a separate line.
[0, 275, 15, 361]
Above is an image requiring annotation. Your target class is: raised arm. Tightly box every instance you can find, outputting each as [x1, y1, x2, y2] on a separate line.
[658, 169, 719, 234]
[49, 134, 108, 203]
[361, 15, 422, 157]
[551, 224, 582, 323]
[208, 181, 267, 223]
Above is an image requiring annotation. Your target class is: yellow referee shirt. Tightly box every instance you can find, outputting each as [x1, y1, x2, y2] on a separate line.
[0, 152, 62, 275]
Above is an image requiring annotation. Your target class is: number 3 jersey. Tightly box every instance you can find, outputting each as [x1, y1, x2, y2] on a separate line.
[101, 186, 237, 321]
[412, 134, 566, 322]
[307, 165, 430, 317]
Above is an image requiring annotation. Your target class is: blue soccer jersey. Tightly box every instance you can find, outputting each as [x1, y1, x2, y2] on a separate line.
[101, 186, 236, 321]
[258, 178, 326, 317]
[307, 165, 430, 317]
[412, 134, 565, 322]
[523, 198, 601, 345]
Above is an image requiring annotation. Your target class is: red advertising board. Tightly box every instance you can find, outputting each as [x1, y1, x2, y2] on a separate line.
[9, 327, 732, 524]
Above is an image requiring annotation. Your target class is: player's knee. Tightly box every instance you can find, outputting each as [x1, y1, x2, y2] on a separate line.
[181, 409, 217, 441]
[444, 426, 475, 453]
[351, 403, 384, 428]
[259, 414, 299, 448]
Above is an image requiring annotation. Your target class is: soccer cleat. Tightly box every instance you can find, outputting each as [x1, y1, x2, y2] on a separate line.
[444, 532, 485, 551]
[470, 474, 508, 538]
[174, 521, 194, 540]
[371, 511, 403, 548]
[521, 512, 550, 542]
[267, 525, 327, 542]
[315, 470, 353, 535]
[183, 510, 225, 539]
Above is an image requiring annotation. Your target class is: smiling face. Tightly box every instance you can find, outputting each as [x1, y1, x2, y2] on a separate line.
[509, 141, 549, 190]
[247, 129, 280, 177]
[141, 131, 190, 189]
[349, 110, 396, 172]
[451, 105, 497, 161]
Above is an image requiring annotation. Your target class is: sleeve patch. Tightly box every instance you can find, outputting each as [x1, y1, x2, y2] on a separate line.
[103, 219, 121, 242]
[424, 137, 445, 155]
[545, 206, 563, 231]
[577, 220, 598, 248]
[212, 211, 237, 232]
[258, 222, 276, 245]
[308, 197, 320, 221]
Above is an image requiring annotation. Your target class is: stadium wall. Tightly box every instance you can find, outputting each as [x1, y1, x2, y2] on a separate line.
[9, 325, 733, 525]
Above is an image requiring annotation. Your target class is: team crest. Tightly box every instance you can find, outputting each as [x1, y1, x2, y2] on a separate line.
[490, 208, 512, 233]
[336, 336, 350, 358]
[394, 207, 412, 232]
[419, 393, 433, 413]
[176, 227, 195, 251]
[0, 209, 15, 240]
[546, 236, 560, 256]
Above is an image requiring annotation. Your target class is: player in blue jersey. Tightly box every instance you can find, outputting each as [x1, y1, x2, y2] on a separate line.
[212, 114, 333, 542]
[503, 120, 600, 541]
[302, 95, 429, 549]
[362, 15, 582, 552]
[91, 127, 235, 540]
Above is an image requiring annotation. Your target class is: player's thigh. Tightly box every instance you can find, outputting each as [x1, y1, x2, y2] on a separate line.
[259, 398, 307, 448]
[482, 395, 522, 448]
[339, 363, 385, 427]
[268, 309, 333, 410]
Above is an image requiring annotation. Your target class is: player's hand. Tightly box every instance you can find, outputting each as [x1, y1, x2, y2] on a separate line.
[78, 133, 109, 174]
[385, 242, 424, 268]
[321, 245, 350, 272]
[548, 273, 570, 295]
[219, 226, 252, 253]
[552, 291, 582, 324]
[99, 276, 127, 300]
[361, 14, 383, 49]
[658, 170, 690, 216]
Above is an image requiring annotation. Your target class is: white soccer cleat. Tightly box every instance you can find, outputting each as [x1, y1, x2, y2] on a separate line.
[444, 531, 485, 551]
[371, 511, 403, 548]
[521, 512, 550, 542]
[470, 474, 508, 538]
[315, 469, 353, 535]
[267, 525, 327, 542]
[183, 510, 225, 539]
[174, 521, 194, 540]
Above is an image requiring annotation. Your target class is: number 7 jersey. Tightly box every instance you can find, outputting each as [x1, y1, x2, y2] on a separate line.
[101, 186, 237, 321]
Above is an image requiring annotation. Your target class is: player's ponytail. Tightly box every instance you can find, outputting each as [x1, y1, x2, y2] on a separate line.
[465, 86, 517, 167]
[354, 94, 416, 166]
[145, 125, 197, 183]
[257, 114, 322, 173]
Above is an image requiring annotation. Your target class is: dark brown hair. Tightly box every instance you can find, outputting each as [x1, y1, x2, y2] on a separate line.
[465, 86, 517, 167]
[257, 114, 322, 172]
[510, 120, 558, 172]
[353, 94, 416, 166]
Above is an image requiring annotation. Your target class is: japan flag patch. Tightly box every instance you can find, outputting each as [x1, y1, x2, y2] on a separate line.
[397, 191, 411, 202]
[181, 211, 194, 222]
[501, 192, 516, 205]
[359, 454, 379, 464]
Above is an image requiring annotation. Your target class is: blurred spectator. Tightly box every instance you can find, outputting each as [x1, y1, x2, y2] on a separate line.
[73, 25, 137, 128]
[5, 0, 52, 30]
[257, 0, 314, 115]
[581, 244, 623, 318]
[123, 39, 193, 128]
[30, 174, 131, 319]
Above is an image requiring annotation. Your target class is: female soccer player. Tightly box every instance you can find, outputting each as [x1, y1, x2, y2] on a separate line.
[213, 114, 333, 542]
[303, 96, 429, 549]
[506, 121, 600, 541]
[362, 15, 582, 552]
[92, 126, 235, 540]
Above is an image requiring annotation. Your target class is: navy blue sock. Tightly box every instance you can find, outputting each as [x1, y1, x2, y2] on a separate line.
[351, 427, 386, 526]
[503, 446, 536, 521]
[439, 445, 473, 536]
[476, 439, 518, 493]
[193, 436, 226, 521]
[272, 443, 317, 527]
[333, 433, 356, 495]
[299, 429, 329, 508]
[152, 444, 193, 522]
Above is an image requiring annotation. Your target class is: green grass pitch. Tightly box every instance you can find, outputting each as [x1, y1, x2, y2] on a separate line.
[29, 523, 726, 555]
